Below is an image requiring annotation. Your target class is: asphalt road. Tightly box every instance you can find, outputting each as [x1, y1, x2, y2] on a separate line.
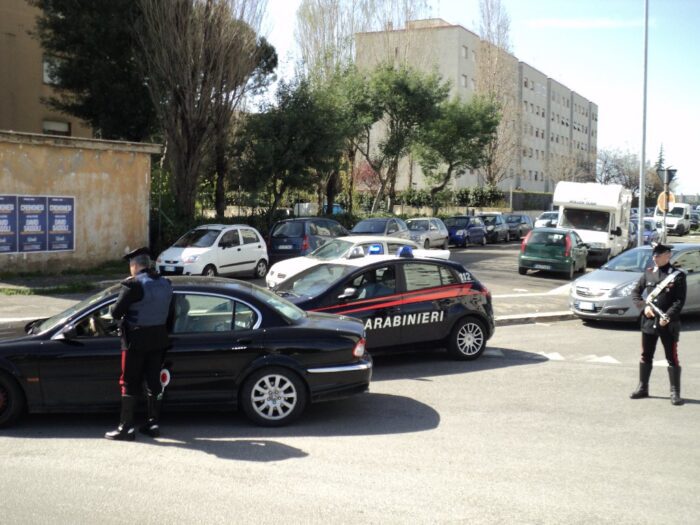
[2, 319, 698, 524]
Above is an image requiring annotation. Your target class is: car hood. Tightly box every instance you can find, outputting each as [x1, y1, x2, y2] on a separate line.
[158, 246, 209, 262]
[573, 268, 641, 294]
[269, 256, 317, 277]
[0, 320, 35, 342]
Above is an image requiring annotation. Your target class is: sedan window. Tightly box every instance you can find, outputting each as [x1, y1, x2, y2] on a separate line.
[673, 251, 700, 273]
[74, 302, 118, 338]
[173, 294, 248, 334]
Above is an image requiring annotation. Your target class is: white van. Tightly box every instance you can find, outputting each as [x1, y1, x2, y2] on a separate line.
[553, 182, 632, 264]
[654, 203, 692, 236]
[156, 224, 269, 278]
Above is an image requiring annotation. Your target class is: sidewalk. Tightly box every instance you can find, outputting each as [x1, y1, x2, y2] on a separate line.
[0, 278, 576, 327]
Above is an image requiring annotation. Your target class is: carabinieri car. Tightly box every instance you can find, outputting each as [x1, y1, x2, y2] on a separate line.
[0, 277, 371, 428]
[273, 252, 494, 360]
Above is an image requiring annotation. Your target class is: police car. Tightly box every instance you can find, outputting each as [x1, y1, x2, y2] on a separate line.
[0, 278, 371, 428]
[274, 248, 494, 360]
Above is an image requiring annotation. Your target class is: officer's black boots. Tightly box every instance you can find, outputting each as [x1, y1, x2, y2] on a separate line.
[668, 366, 683, 406]
[139, 393, 162, 438]
[105, 395, 136, 441]
[630, 362, 653, 399]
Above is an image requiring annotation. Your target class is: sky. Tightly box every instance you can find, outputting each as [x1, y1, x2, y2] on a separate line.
[264, 0, 700, 194]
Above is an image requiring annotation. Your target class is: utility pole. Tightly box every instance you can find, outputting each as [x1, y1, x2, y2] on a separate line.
[638, 0, 649, 247]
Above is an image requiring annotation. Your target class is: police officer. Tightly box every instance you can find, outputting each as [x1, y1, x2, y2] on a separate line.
[630, 243, 685, 405]
[105, 247, 173, 440]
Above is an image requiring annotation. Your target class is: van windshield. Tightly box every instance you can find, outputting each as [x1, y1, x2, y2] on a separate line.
[560, 209, 610, 232]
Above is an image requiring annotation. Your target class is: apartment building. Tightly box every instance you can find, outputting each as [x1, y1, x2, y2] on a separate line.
[355, 19, 598, 194]
[0, 0, 91, 138]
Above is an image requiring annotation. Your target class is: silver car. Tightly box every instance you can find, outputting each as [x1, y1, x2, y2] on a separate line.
[570, 243, 700, 322]
[406, 218, 449, 249]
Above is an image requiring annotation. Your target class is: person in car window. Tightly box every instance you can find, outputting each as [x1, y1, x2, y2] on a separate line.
[106, 247, 173, 441]
[630, 243, 686, 406]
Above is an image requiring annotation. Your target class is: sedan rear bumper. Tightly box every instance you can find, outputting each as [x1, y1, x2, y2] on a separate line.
[306, 357, 373, 402]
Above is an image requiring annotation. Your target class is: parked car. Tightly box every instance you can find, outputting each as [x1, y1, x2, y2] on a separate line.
[691, 212, 699, 230]
[477, 213, 509, 243]
[0, 278, 372, 428]
[406, 217, 449, 249]
[505, 214, 534, 241]
[444, 216, 487, 247]
[265, 235, 420, 288]
[570, 243, 700, 322]
[534, 211, 559, 228]
[518, 228, 589, 279]
[157, 224, 268, 279]
[268, 218, 348, 265]
[642, 218, 660, 245]
[274, 251, 495, 360]
[350, 217, 410, 240]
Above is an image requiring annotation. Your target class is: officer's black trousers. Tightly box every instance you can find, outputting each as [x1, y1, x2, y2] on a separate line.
[641, 330, 680, 367]
[120, 348, 164, 396]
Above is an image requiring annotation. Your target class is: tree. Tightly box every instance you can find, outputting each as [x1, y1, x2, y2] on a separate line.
[597, 148, 662, 202]
[474, 0, 519, 187]
[137, 0, 267, 222]
[29, 0, 158, 141]
[414, 97, 499, 214]
[351, 64, 450, 213]
[235, 78, 349, 225]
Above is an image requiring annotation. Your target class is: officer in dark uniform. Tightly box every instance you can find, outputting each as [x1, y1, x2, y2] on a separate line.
[105, 247, 173, 440]
[630, 243, 685, 405]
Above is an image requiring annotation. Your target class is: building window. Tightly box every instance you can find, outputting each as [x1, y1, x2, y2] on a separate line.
[42, 120, 71, 136]
[524, 77, 529, 88]
[42, 56, 60, 85]
[462, 45, 468, 58]
[534, 171, 538, 181]
[461, 75, 468, 88]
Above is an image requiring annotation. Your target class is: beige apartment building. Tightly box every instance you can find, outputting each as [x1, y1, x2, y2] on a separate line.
[0, 0, 91, 138]
[355, 19, 598, 194]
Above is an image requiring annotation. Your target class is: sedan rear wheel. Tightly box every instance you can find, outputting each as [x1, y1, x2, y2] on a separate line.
[448, 317, 487, 361]
[241, 367, 307, 426]
[0, 372, 25, 428]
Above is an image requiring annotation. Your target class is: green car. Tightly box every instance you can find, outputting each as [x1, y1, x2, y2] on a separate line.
[518, 228, 588, 279]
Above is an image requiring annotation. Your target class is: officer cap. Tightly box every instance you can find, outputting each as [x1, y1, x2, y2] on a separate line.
[123, 246, 152, 262]
[651, 242, 672, 255]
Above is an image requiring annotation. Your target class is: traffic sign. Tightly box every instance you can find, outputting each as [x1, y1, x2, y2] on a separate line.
[657, 191, 675, 212]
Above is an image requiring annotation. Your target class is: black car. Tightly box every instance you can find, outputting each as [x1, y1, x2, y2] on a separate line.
[478, 213, 509, 243]
[274, 254, 494, 360]
[0, 278, 371, 428]
[505, 214, 534, 241]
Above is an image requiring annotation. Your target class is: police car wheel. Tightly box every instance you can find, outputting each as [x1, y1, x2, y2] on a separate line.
[448, 317, 486, 361]
[253, 259, 268, 279]
[240, 367, 307, 427]
[0, 371, 25, 428]
[202, 265, 217, 277]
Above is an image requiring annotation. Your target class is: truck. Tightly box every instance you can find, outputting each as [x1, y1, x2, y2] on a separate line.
[552, 181, 632, 264]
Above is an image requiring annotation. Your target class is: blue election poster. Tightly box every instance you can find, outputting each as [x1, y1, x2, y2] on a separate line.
[48, 197, 75, 251]
[0, 195, 18, 254]
[18, 196, 48, 252]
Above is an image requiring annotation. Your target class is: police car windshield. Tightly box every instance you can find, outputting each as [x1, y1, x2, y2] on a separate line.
[352, 220, 386, 234]
[251, 287, 305, 323]
[407, 220, 429, 231]
[37, 286, 117, 333]
[309, 239, 354, 260]
[173, 229, 219, 248]
[604, 248, 652, 272]
[276, 264, 355, 297]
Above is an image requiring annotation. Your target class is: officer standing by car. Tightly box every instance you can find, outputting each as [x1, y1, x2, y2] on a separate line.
[630, 243, 685, 405]
[106, 247, 173, 440]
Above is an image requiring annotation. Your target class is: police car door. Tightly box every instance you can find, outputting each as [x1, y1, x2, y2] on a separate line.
[323, 264, 402, 350]
[398, 261, 455, 345]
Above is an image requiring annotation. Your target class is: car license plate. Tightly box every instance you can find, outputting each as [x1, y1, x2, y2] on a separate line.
[578, 301, 595, 311]
[165, 265, 175, 272]
[278, 244, 292, 250]
[533, 264, 551, 270]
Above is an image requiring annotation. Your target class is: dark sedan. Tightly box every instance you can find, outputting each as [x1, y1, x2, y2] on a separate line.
[0, 278, 371, 428]
[274, 254, 495, 361]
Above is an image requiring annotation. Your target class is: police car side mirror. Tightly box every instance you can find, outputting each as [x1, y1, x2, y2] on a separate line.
[338, 287, 359, 300]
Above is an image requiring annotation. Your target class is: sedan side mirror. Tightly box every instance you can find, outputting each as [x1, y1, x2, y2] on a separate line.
[338, 287, 359, 300]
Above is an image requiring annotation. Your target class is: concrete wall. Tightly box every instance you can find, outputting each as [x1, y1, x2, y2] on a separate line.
[0, 131, 160, 273]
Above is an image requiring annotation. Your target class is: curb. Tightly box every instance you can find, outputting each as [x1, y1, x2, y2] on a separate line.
[495, 311, 577, 327]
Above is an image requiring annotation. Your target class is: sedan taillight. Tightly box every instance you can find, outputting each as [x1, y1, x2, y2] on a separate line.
[352, 338, 366, 357]
[301, 235, 310, 252]
[521, 231, 532, 253]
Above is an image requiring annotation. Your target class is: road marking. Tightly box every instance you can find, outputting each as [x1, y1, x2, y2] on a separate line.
[654, 359, 671, 367]
[537, 351, 565, 361]
[586, 355, 621, 364]
[513, 288, 529, 292]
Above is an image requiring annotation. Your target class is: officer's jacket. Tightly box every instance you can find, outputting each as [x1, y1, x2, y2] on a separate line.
[632, 263, 686, 331]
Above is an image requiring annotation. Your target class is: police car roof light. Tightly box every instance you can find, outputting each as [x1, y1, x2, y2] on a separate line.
[368, 244, 382, 255]
[398, 246, 414, 258]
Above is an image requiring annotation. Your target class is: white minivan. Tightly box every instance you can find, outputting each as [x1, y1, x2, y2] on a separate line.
[156, 224, 269, 278]
[654, 203, 692, 236]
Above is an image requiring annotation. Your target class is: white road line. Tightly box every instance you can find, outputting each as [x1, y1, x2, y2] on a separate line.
[537, 351, 565, 361]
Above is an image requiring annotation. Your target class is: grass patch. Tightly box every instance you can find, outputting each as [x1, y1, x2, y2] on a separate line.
[0, 282, 97, 296]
